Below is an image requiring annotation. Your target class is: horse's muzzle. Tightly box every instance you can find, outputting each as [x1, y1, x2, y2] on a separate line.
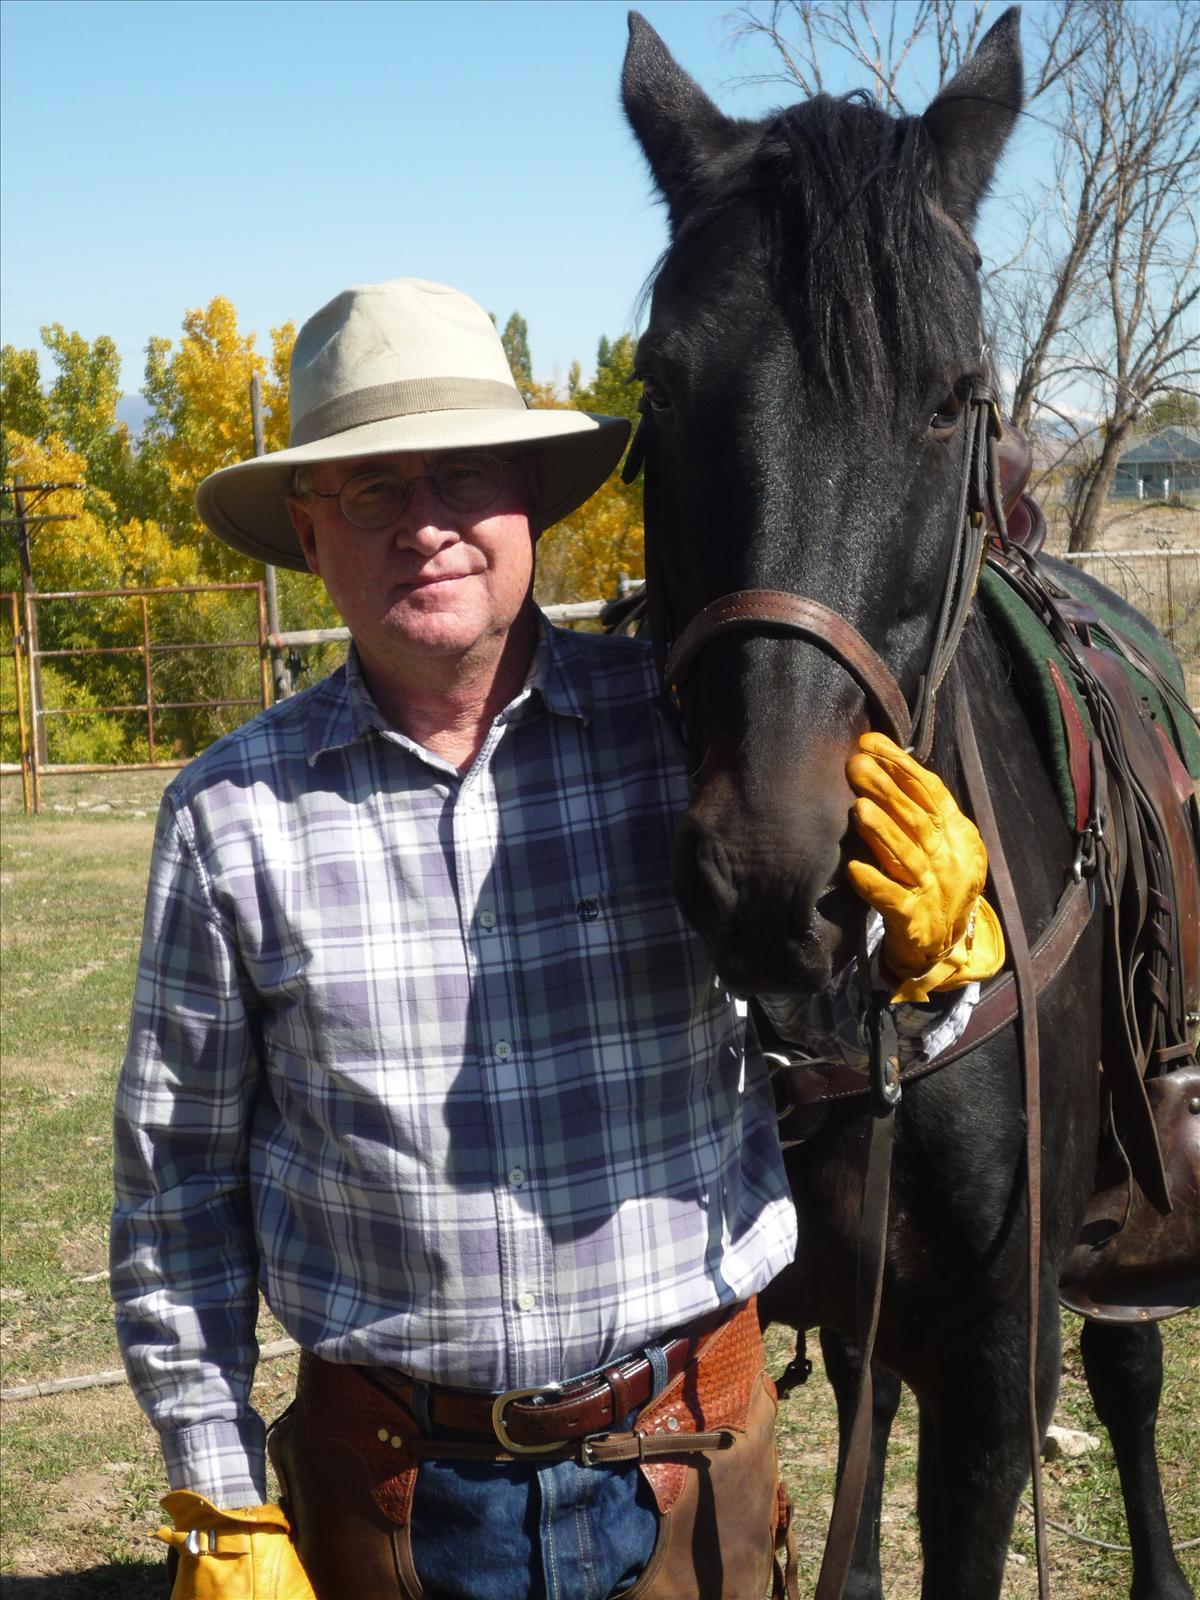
[671, 812, 858, 995]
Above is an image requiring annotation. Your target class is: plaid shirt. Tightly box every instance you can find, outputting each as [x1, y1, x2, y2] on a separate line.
[111, 620, 796, 1506]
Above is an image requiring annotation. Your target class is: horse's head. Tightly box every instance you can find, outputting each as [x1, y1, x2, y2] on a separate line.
[622, 8, 1022, 996]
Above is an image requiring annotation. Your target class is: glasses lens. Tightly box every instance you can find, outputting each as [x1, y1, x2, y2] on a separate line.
[432, 456, 505, 511]
[340, 471, 409, 529]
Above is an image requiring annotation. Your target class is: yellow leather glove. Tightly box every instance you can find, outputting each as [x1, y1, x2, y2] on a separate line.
[154, 1491, 317, 1600]
[845, 733, 1005, 1003]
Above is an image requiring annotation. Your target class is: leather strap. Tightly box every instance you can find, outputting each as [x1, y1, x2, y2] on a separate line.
[662, 590, 912, 747]
[955, 697, 1051, 1600]
[813, 1099, 896, 1600]
[778, 876, 1094, 1122]
[650, 391, 1003, 762]
[1047, 659, 1095, 835]
[358, 1303, 731, 1450]
[397, 1429, 739, 1464]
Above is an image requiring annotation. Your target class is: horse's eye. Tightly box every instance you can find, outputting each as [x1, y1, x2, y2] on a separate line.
[928, 389, 966, 436]
[639, 376, 671, 414]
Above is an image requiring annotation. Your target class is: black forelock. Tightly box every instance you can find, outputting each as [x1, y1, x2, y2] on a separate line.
[656, 91, 983, 401]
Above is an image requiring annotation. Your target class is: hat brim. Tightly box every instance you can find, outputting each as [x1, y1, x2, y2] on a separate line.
[196, 408, 632, 571]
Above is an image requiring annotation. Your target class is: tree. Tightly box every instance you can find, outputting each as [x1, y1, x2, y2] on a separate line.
[1, 329, 143, 521]
[1051, 3, 1199, 547]
[138, 297, 294, 572]
[0, 345, 51, 466]
[501, 312, 534, 399]
[1139, 393, 1200, 436]
[731, 0, 1084, 113]
[536, 333, 645, 608]
[731, 0, 1200, 549]
[1, 303, 310, 762]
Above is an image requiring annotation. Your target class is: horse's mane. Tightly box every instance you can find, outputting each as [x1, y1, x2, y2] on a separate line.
[661, 93, 981, 401]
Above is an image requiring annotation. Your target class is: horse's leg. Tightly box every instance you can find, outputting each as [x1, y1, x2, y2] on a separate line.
[820, 1329, 902, 1600]
[912, 1289, 1063, 1600]
[1079, 1317, 1194, 1600]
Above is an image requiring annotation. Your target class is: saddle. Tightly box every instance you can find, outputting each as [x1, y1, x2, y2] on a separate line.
[976, 447, 1200, 1323]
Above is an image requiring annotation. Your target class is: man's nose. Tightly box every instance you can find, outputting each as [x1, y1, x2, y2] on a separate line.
[393, 478, 458, 547]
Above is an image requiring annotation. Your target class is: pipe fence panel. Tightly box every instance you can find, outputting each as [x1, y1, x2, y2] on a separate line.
[1, 582, 269, 813]
[1062, 548, 1200, 710]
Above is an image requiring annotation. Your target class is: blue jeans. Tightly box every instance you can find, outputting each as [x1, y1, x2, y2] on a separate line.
[408, 1366, 665, 1600]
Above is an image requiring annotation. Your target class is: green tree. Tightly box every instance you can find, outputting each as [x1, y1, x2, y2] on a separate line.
[0, 345, 51, 475]
[40, 325, 134, 510]
[571, 333, 641, 427]
[501, 312, 534, 399]
[1139, 392, 1200, 434]
[536, 331, 646, 608]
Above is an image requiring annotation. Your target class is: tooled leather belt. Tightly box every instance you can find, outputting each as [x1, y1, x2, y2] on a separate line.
[354, 1302, 732, 1453]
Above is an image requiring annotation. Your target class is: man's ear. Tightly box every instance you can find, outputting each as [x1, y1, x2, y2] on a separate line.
[286, 496, 322, 576]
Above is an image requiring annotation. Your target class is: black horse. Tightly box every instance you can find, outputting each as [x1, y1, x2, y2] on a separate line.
[620, 10, 1193, 1598]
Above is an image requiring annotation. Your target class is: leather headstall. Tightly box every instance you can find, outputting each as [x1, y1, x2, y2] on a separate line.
[647, 386, 1002, 765]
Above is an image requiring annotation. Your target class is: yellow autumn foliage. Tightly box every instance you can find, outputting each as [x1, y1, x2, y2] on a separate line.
[534, 477, 644, 612]
[140, 298, 295, 576]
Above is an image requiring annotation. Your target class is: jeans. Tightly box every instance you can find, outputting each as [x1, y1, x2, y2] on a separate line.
[408, 1358, 667, 1600]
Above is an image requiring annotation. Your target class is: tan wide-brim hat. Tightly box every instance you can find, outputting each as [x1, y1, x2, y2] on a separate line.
[196, 278, 631, 571]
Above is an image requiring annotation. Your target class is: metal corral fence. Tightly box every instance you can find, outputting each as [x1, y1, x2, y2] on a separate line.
[1061, 548, 1200, 710]
[1, 582, 270, 813]
[3, 557, 1197, 815]
[0, 590, 608, 815]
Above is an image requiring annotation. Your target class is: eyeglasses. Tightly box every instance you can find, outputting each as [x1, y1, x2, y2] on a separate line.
[310, 455, 513, 530]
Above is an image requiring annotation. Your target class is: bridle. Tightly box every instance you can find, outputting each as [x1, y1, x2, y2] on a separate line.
[622, 378, 1059, 1600]
[627, 382, 1006, 762]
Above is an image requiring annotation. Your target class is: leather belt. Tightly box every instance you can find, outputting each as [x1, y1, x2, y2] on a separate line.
[355, 1303, 733, 1455]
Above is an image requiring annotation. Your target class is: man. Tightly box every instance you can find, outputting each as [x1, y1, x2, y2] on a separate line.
[112, 278, 1001, 1600]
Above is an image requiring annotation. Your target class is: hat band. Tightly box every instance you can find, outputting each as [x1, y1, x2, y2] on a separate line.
[290, 377, 527, 447]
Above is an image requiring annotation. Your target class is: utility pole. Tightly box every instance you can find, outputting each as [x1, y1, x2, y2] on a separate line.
[1, 477, 82, 782]
[250, 375, 292, 700]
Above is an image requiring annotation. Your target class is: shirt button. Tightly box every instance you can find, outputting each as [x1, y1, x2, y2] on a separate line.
[508, 1166, 526, 1187]
[479, 909, 497, 930]
[517, 1291, 537, 1311]
[495, 1040, 512, 1061]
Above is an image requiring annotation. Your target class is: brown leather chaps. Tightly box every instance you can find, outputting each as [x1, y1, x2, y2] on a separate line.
[267, 1301, 794, 1599]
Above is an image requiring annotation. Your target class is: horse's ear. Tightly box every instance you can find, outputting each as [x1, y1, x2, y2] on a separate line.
[922, 5, 1023, 229]
[622, 11, 735, 226]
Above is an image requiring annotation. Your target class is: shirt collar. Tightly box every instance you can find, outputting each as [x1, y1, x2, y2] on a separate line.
[304, 612, 593, 765]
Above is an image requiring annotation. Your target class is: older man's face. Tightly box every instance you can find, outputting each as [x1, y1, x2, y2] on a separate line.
[287, 449, 542, 678]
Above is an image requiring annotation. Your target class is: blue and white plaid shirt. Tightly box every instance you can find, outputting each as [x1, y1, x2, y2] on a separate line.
[111, 620, 797, 1506]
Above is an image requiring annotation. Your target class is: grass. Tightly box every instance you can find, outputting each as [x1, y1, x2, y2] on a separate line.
[1, 771, 1197, 1596]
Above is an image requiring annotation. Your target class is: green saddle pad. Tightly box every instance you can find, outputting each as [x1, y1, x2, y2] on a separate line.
[976, 561, 1200, 831]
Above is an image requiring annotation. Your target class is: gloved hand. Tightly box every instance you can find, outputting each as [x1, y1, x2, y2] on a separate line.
[154, 1490, 317, 1600]
[845, 733, 1005, 1003]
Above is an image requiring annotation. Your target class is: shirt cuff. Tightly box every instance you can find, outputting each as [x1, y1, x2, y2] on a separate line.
[160, 1417, 267, 1509]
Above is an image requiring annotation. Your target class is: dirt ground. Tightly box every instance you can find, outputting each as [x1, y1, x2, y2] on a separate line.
[1040, 496, 1199, 555]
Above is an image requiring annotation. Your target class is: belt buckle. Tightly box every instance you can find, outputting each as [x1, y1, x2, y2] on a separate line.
[491, 1383, 564, 1454]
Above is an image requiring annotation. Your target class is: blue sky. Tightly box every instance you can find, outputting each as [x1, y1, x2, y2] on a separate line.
[1, 0, 1042, 403]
